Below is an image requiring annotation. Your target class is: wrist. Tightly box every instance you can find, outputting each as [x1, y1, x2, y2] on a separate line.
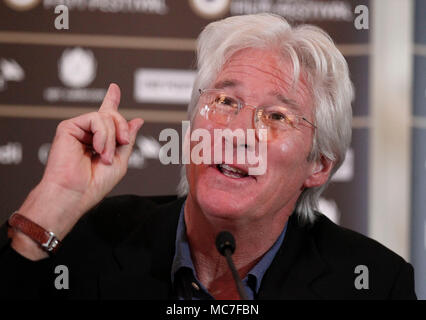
[10, 229, 49, 261]
[8, 212, 62, 253]
[18, 181, 85, 239]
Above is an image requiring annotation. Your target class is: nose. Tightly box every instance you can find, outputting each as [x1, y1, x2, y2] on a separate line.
[226, 105, 255, 132]
[224, 106, 258, 151]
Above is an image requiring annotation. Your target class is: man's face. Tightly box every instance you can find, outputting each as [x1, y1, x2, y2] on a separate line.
[186, 48, 319, 225]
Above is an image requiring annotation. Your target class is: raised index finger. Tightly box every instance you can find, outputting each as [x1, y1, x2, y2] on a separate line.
[99, 83, 121, 112]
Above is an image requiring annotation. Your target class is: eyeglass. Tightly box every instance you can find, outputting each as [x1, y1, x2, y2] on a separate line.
[197, 89, 316, 141]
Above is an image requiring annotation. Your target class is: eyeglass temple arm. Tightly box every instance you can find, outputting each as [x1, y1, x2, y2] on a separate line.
[301, 117, 317, 129]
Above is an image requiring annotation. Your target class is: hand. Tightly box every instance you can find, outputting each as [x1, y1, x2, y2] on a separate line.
[11, 84, 144, 260]
[43, 83, 143, 211]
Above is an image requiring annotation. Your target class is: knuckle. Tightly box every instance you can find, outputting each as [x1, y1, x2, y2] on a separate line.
[97, 111, 108, 120]
[95, 114, 112, 131]
[112, 110, 125, 121]
[93, 111, 105, 120]
[57, 120, 67, 130]
[88, 111, 100, 123]
[90, 114, 103, 132]
[99, 112, 114, 125]
[111, 111, 127, 128]
[56, 120, 70, 133]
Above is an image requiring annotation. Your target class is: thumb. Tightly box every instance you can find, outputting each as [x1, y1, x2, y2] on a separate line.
[117, 118, 144, 160]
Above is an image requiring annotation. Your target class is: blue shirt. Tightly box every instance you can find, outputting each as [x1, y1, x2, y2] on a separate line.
[171, 203, 287, 300]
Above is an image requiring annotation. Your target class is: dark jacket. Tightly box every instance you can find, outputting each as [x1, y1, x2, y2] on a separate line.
[0, 195, 416, 299]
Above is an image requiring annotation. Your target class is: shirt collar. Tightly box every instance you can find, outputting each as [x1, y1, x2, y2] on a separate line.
[246, 221, 287, 292]
[171, 202, 287, 295]
[171, 202, 196, 285]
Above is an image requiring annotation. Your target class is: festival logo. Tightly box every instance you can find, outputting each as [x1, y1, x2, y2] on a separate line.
[0, 58, 25, 91]
[44, 47, 106, 103]
[0, 142, 22, 165]
[4, 0, 40, 11]
[58, 48, 97, 89]
[134, 68, 196, 104]
[188, 0, 230, 19]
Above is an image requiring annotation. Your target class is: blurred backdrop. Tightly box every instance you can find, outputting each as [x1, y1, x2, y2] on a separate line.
[0, 0, 424, 298]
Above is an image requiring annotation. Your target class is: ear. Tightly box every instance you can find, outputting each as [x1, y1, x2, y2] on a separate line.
[303, 155, 334, 188]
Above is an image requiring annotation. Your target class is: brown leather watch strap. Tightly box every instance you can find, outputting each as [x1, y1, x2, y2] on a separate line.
[8, 212, 61, 254]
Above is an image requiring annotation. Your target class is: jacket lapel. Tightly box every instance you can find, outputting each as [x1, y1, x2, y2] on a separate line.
[258, 213, 329, 299]
[100, 198, 329, 300]
[99, 197, 184, 299]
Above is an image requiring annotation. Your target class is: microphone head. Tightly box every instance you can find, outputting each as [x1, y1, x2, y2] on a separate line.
[215, 231, 236, 256]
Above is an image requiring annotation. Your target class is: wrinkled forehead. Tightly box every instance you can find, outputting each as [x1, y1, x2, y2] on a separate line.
[213, 48, 313, 110]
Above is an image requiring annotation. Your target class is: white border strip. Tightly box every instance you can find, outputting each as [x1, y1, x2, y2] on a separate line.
[369, 0, 413, 260]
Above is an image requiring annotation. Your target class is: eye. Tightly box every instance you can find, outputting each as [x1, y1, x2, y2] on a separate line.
[263, 107, 295, 127]
[269, 112, 287, 121]
[268, 111, 292, 124]
[215, 95, 238, 108]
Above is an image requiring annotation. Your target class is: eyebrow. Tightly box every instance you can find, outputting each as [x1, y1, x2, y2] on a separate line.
[212, 79, 301, 112]
[270, 91, 300, 112]
[213, 79, 240, 89]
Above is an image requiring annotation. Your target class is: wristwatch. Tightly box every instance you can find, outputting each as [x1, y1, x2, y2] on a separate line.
[8, 212, 62, 254]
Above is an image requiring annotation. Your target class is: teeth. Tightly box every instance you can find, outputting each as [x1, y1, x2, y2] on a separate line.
[223, 171, 241, 178]
[221, 164, 246, 175]
[218, 164, 247, 178]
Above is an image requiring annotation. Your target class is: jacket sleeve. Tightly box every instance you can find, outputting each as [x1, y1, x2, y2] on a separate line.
[389, 261, 417, 300]
[0, 203, 103, 299]
[0, 220, 58, 299]
[0, 195, 159, 299]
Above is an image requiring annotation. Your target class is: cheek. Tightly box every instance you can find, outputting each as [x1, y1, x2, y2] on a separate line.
[187, 118, 215, 186]
[190, 117, 217, 145]
[277, 131, 313, 159]
[267, 137, 310, 172]
[192, 113, 216, 131]
[278, 139, 300, 160]
[280, 142, 290, 154]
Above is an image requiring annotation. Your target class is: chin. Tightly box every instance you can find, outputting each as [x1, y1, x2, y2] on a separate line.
[195, 185, 255, 223]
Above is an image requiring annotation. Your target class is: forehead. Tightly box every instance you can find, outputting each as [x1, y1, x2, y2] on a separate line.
[213, 48, 312, 110]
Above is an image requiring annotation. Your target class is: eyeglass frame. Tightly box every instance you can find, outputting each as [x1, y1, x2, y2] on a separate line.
[196, 88, 317, 133]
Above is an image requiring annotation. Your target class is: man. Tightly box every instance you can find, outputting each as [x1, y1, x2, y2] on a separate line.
[0, 14, 416, 299]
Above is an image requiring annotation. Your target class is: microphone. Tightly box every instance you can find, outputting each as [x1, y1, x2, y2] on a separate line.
[215, 231, 249, 300]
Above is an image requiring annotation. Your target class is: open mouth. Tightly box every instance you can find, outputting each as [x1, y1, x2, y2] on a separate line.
[215, 164, 249, 179]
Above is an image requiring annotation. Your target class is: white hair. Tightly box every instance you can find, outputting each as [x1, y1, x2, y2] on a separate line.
[177, 13, 354, 224]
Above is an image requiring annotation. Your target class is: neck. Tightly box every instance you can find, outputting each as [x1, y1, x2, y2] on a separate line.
[183, 194, 292, 298]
